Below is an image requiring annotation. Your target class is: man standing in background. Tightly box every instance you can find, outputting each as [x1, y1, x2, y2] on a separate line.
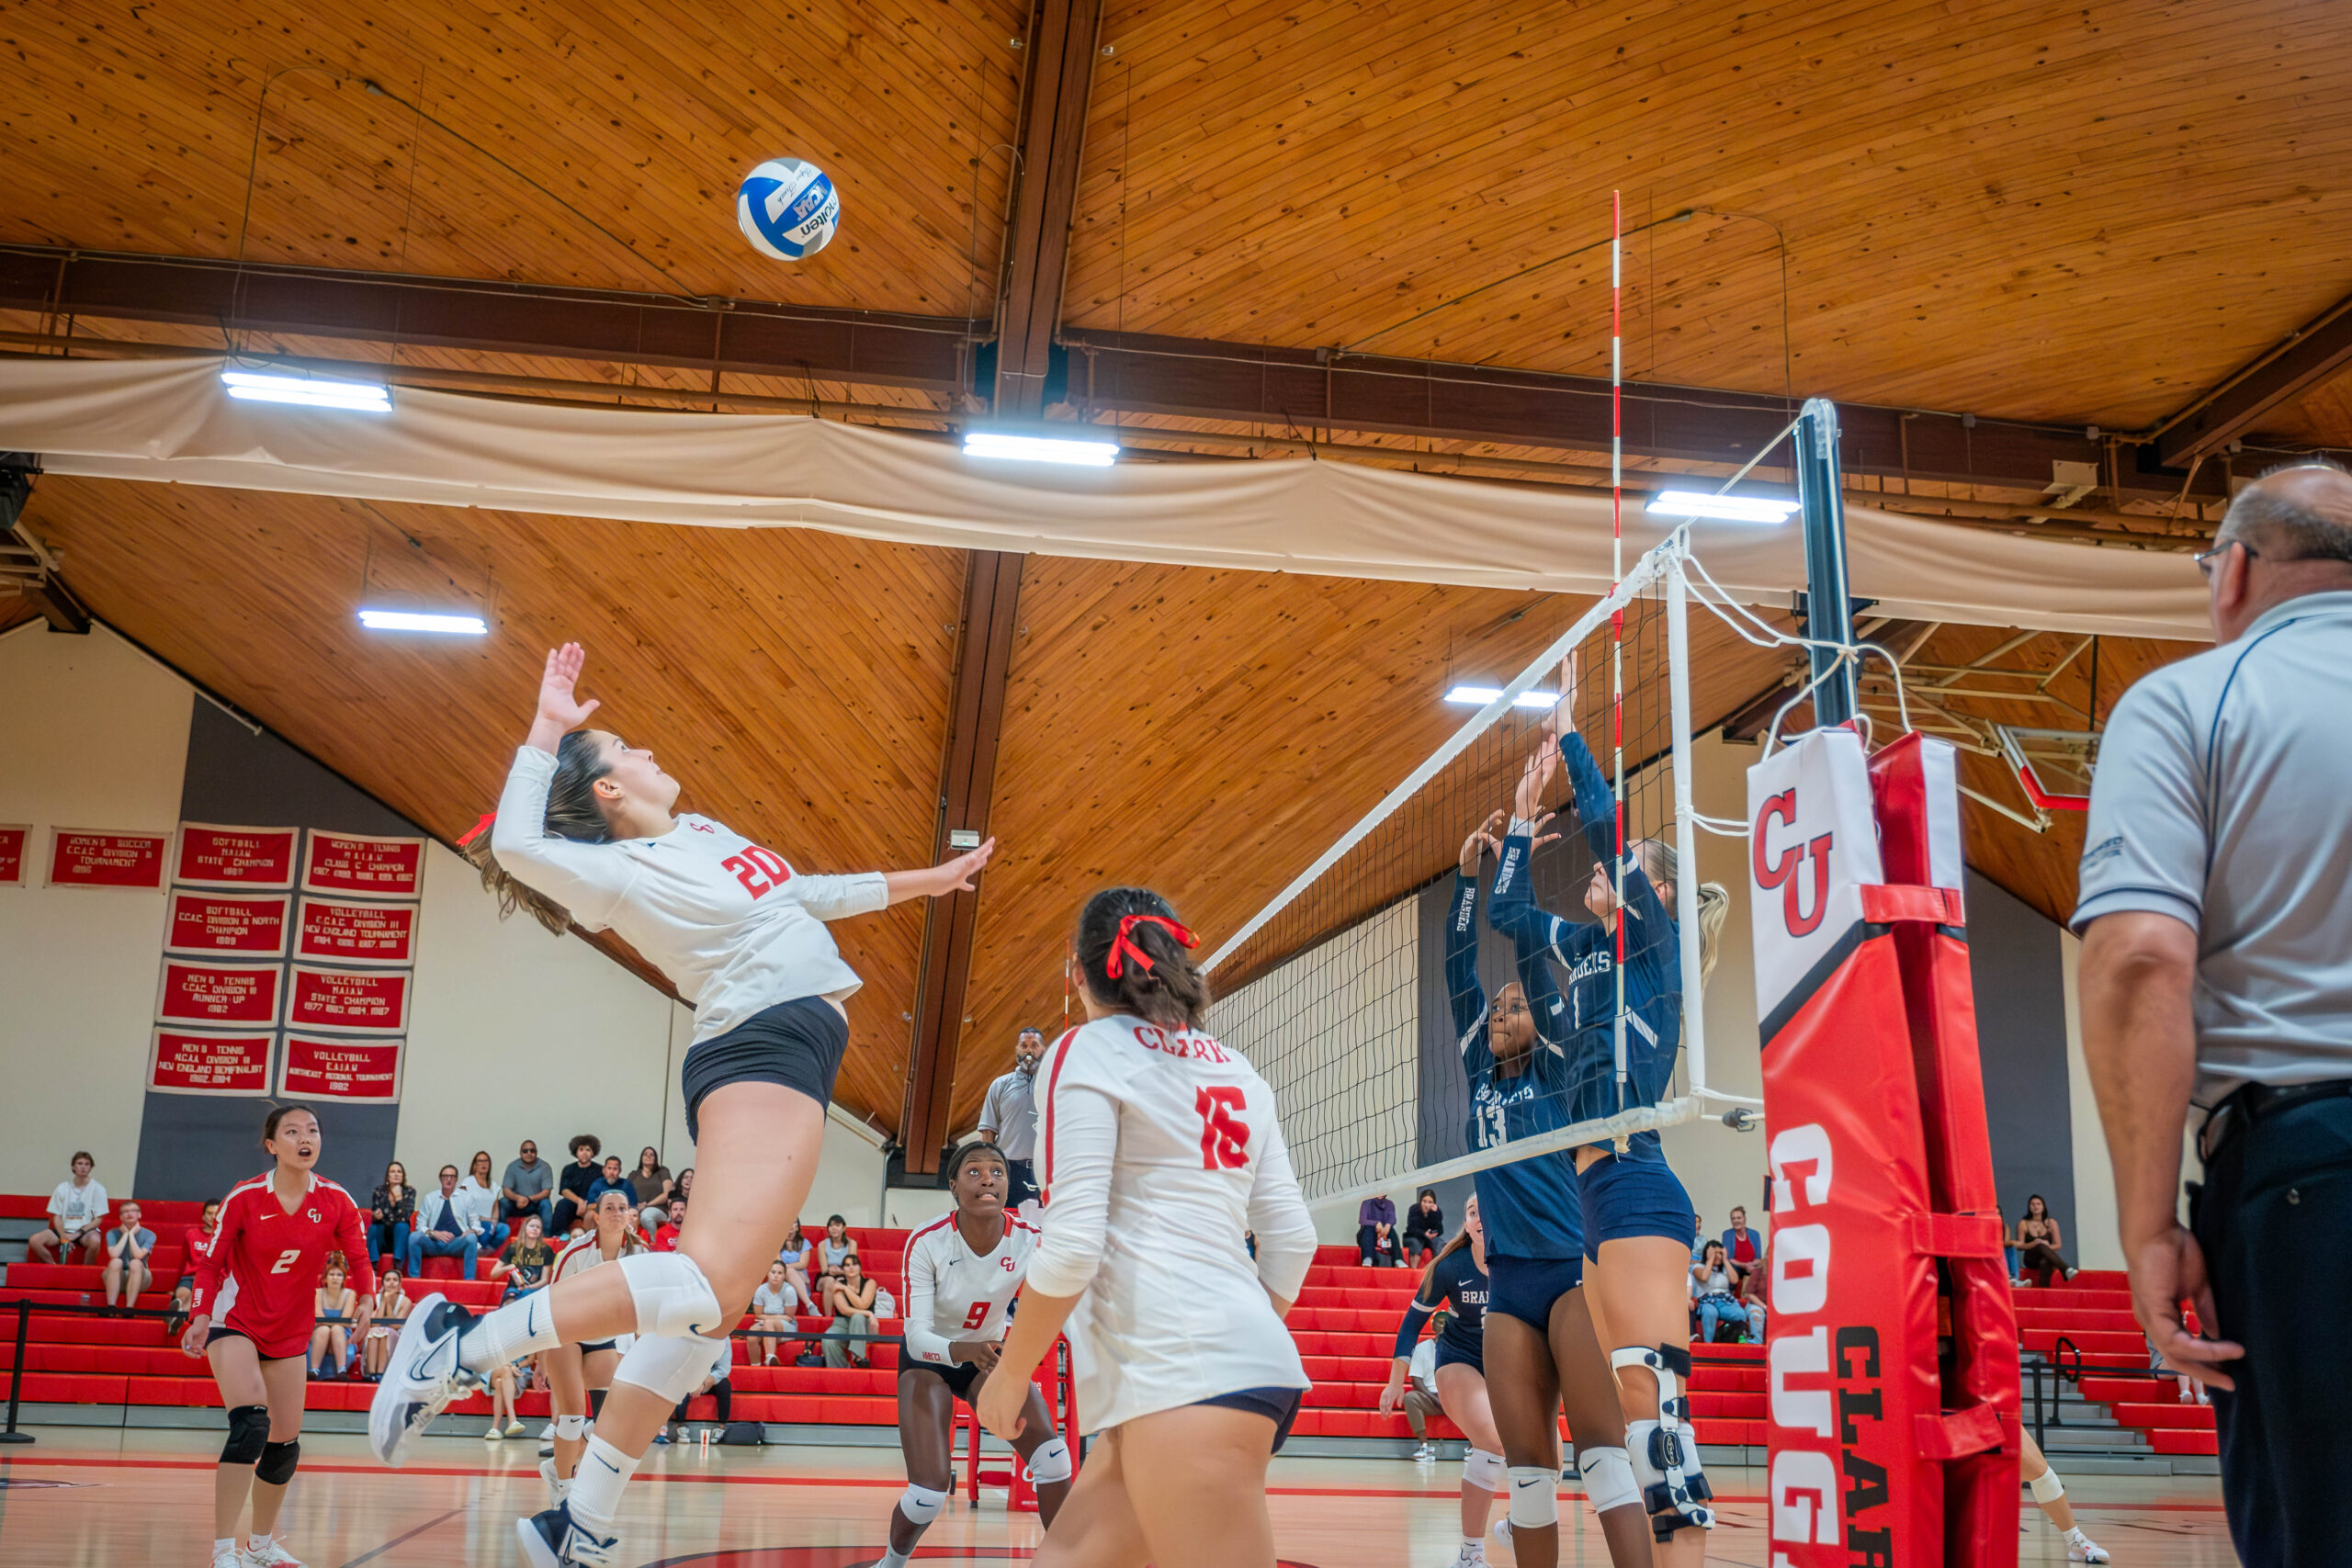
[977, 1026, 1046, 1209]
[2076, 460, 2352, 1568]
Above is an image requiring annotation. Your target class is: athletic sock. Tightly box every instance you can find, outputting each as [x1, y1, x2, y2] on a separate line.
[567, 1435, 640, 1533]
[247, 1535, 271, 1553]
[460, 1291, 564, 1376]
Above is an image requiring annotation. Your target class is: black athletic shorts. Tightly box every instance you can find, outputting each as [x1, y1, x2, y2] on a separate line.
[901, 1359, 984, 1404]
[1194, 1385, 1303, 1453]
[681, 996, 851, 1141]
[580, 1338, 619, 1355]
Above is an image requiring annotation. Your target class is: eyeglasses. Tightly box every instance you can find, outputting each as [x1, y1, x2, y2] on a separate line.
[2194, 538, 2258, 581]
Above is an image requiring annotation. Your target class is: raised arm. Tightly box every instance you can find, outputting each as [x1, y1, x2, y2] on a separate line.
[1446, 814, 1502, 1044]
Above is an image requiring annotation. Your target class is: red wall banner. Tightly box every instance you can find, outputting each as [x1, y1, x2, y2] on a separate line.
[166, 892, 293, 957]
[295, 897, 418, 964]
[279, 1033, 402, 1101]
[156, 960, 283, 1027]
[285, 964, 409, 1034]
[149, 1029, 275, 1095]
[0, 824, 26, 886]
[50, 828, 169, 889]
[301, 831, 424, 898]
[174, 824, 299, 889]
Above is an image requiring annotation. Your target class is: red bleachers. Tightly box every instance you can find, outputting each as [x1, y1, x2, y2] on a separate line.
[2015, 1268, 2216, 1457]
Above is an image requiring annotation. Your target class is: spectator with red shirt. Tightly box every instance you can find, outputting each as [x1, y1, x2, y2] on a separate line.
[182, 1104, 374, 1568]
[1713, 1206, 1765, 1287]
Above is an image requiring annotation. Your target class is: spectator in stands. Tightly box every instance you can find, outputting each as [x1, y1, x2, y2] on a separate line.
[547, 1134, 603, 1237]
[1718, 1205, 1765, 1285]
[822, 1252, 880, 1369]
[486, 1348, 530, 1438]
[2014, 1195, 2074, 1288]
[1357, 1192, 1400, 1268]
[455, 1152, 510, 1257]
[750, 1260, 797, 1366]
[673, 1165, 694, 1211]
[1403, 1188, 1444, 1266]
[311, 1258, 358, 1379]
[102, 1199, 156, 1311]
[587, 1154, 634, 1208]
[408, 1165, 486, 1280]
[362, 1269, 413, 1381]
[657, 1360, 732, 1446]
[814, 1213, 856, 1314]
[500, 1140, 554, 1233]
[778, 1220, 818, 1313]
[650, 1199, 686, 1250]
[1689, 1241, 1745, 1343]
[368, 1161, 415, 1266]
[1736, 1237, 1768, 1341]
[492, 1215, 555, 1296]
[168, 1200, 220, 1337]
[628, 1146, 673, 1229]
[28, 1150, 107, 1264]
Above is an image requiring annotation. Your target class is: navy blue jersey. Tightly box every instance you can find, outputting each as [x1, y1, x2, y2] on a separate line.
[1487, 730, 1685, 1162]
[1444, 870, 1586, 1260]
[1391, 1243, 1489, 1363]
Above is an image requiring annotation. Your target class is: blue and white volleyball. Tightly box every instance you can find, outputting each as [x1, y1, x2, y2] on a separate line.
[735, 156, 841, 262]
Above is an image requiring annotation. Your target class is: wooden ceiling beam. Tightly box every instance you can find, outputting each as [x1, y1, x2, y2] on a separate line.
[2153, 289, 2352, 468]
[991, 0, 1104, 418]
[902, 549, 1024, 1174]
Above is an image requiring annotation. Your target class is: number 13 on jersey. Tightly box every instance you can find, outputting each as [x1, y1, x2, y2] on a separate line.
[1196, 1087, 1250, 1168]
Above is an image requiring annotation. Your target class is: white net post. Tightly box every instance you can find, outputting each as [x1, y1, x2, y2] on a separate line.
[1668, 541, 1708, 1099]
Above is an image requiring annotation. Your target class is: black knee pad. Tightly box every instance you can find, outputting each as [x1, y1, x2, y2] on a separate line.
[255, 1438, 300, 1485]
[222, 1404, 270, 1467]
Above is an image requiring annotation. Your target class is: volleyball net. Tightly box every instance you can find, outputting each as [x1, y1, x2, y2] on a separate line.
[1204, 535, 1757, 1210]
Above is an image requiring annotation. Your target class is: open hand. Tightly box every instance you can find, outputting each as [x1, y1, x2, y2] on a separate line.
[537, 643, 601, 732]
[975, 1357, 1028, 1441]
[933, 836, 997, 895]
[1376, 1376, 1407, 1416]
[1460, 809, 1506, 876]
[1513, 740, 1559, 823]
[1542, 652, 1580, 739]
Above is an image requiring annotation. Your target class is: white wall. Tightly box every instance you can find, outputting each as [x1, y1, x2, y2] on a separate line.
[2060, 933, 2123, 1270]
[0, 623, 192, 1196]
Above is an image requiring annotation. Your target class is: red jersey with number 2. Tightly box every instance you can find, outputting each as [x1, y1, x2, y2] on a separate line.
[191, 1172, 374, 1359]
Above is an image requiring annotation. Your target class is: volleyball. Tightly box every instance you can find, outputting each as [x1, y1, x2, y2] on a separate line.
[735, 156, 841, 262]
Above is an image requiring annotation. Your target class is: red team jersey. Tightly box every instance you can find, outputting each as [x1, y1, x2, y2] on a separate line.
[191, 1172, 374, 1359]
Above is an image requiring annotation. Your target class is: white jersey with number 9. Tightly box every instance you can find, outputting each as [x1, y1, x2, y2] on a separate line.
[902, 1210, 1040, 1366]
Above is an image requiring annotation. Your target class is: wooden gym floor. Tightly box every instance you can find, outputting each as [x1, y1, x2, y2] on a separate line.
[0, 1427, 2233, 1565]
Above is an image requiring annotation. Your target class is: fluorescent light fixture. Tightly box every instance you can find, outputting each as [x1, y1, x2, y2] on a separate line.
[1644, 489, 1800, 524]
[221, 368, 392, 412]
[1445, 685, 1560, 709]
[357, 608, 487, 635]
[961, 429, 1119, 466]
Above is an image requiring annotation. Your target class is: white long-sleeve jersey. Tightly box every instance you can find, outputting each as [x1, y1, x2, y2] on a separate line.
[1028, 1013, 1317, 1434]
[902, 1209, 1040, 1366]
[491, 746, 888, 1043]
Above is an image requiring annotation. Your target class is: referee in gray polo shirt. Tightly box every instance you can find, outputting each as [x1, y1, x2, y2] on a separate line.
[2077, 459, 2352, 1568]
[977, 1025, 1046, 1206]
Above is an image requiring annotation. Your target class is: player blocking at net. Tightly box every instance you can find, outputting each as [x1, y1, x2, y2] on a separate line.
[877, 1136, 1069, 1567]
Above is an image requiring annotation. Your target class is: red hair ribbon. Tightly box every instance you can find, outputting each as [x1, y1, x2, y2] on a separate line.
[457, 811, 498, 848]
[1105, 913, 1199, 978]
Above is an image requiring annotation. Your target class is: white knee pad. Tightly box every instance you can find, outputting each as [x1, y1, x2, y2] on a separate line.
[2029, 1465, 2065, 1505]
[616, 1250, 725, 1338]
[1464, 1447, 1507, 1493]
[1028, 1436, 1073, 1484]
[554, 1413, 591, 1442]
[899, 1482, 949, 1529]
[1576, 1445, 1639, 1514]
[612, 1329, 731, 1403]
[1505, 1466, 1559, 1528]
[1613, 1344, 1713, 1537]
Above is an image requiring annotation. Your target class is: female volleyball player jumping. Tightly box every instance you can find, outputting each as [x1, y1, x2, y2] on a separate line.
[1377, 1194, 1507, 1568]
[184, 1105, 374, 1568]
[538, 1188, 646, 1506]
[977, 887, 1318, 1568]
[368, 641, 993, 1568]
[877, 1137, 1069, 1567]
[1491, 652, 1730, 1562]
[1451, 814, 1653, 1568]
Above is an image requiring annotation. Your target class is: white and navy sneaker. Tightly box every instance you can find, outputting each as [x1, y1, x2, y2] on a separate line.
[540, 1457, 570, 1508]
[367, 1292, 480, 1466]
[1412, 1440, 1438, 1463]
[517, 1503, 619, 1568]
[1451, 1542, 1488, 1566]
[2065, 1527, 2110, 1563]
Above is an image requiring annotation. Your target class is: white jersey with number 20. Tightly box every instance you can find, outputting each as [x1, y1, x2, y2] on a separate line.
[1027, 1013, 1317, 1434]
[902, 1210, 1040, 1366]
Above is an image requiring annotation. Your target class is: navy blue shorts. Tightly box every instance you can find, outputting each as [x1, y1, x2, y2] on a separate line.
[1577, 1154, 1698, 1263]
[1194, 1385, 1303, 1452]
[1434, 1339, 1486, 1378]
[680, 996, 850, 1140]
[1486, 1253, 1584, 1331]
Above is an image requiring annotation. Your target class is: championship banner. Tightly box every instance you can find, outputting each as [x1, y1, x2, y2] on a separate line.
[0, 824, 26, 886]
[156, 959, 284, 1028]
[295, 897, 418, 964]
[165, 891, 293, 958]
[174, 824, 299, 889]
[1750, 727, 2017, 1568]
[300, 831, 424, 898]
[149, 1028, 274, 1095]
[49, 827, 170, 889]
[285, 964, 410, 1034]
[279, 1033, 402, 1101]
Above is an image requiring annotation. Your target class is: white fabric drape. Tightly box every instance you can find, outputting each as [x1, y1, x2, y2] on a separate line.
[0, 355, 2208, 640]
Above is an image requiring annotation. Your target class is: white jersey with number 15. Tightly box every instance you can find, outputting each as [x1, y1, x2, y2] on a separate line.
[1026, 1013, 1317, 1435]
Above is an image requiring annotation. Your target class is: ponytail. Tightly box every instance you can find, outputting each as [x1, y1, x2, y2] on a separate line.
[461, 729, 616, 936]
[1418, 1224, 1476, 1301]
[1639, 838, 1731, 984]
[1077, 886, 1212, 1030]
